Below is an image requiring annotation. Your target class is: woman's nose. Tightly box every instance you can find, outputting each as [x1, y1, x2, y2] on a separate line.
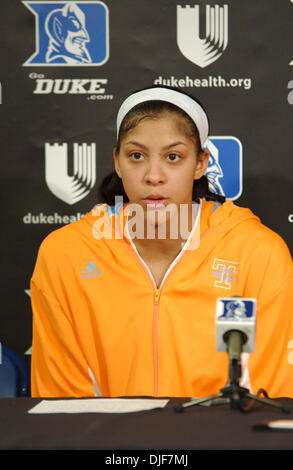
[144, 161, 165, 184]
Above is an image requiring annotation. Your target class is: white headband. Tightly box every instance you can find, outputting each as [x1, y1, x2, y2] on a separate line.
[116, 87, 209, 147]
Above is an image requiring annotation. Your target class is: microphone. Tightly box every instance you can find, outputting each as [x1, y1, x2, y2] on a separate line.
[215, 296, 256, 385]
[175, 296, 291, 413]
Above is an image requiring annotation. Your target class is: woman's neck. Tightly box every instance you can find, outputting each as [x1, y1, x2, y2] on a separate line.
[126, 201, 199, 257]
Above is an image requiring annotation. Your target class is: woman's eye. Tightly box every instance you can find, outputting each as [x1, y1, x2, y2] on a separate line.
[130, 152, 144, 161]
[167, 153, 181, 162]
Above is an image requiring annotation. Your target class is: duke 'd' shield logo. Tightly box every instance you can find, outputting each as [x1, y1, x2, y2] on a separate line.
[177, 4, 229, 68]
[206, 137, 242, 201]
[23, 1, 109, 66]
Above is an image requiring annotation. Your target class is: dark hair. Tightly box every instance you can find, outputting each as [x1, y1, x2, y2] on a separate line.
[97, 86, 225, 205]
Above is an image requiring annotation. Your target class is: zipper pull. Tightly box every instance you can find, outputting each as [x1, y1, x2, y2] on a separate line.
[154, 289, 160, 304]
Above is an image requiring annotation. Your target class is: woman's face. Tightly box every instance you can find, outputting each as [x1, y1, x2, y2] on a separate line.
[113, 112, 209, 232]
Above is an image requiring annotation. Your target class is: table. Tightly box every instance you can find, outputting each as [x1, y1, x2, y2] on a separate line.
[0, 397, 292, 451]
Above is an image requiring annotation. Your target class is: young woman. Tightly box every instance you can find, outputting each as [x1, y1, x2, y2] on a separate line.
[30, 86, 293, 399]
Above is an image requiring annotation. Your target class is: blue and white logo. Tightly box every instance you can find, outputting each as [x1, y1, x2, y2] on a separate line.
[206, 137, 242, 201]
[23, 1, 109, 66]
[219, 299, 254, 320]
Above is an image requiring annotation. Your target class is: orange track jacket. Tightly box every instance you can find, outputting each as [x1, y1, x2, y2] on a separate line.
[30, 200, 293, 398]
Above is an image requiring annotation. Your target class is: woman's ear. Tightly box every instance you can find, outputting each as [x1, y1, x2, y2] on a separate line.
[194, 148, 210, 180]
[113, 147, 121, 178]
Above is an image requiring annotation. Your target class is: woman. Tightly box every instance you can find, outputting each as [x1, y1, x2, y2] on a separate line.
[30, 86, 293, 398]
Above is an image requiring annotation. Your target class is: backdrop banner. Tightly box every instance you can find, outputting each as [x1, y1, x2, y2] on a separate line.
[0, 0, 292, 365]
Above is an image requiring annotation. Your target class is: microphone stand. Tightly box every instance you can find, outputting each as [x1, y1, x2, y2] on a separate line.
[174, 356, 292, 414]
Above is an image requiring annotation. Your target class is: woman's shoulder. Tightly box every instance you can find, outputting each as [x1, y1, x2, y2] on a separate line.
[201, 198, 292, 259]
[39, 216, 87, 248]
[37, 202, 124, 253]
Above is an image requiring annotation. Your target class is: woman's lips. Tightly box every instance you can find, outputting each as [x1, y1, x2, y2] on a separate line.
[143, 198, 168, 208]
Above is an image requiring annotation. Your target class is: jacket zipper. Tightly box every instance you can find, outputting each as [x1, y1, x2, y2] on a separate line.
[153, 289, 160, 396]
[124, 201, 202, 397]
[154, 289, 160, 304]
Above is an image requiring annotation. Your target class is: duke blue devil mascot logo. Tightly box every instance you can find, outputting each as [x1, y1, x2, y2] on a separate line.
[219, 299, 254, 320]
[206, 137, 242, 201]
[23, 2, 109, 66]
